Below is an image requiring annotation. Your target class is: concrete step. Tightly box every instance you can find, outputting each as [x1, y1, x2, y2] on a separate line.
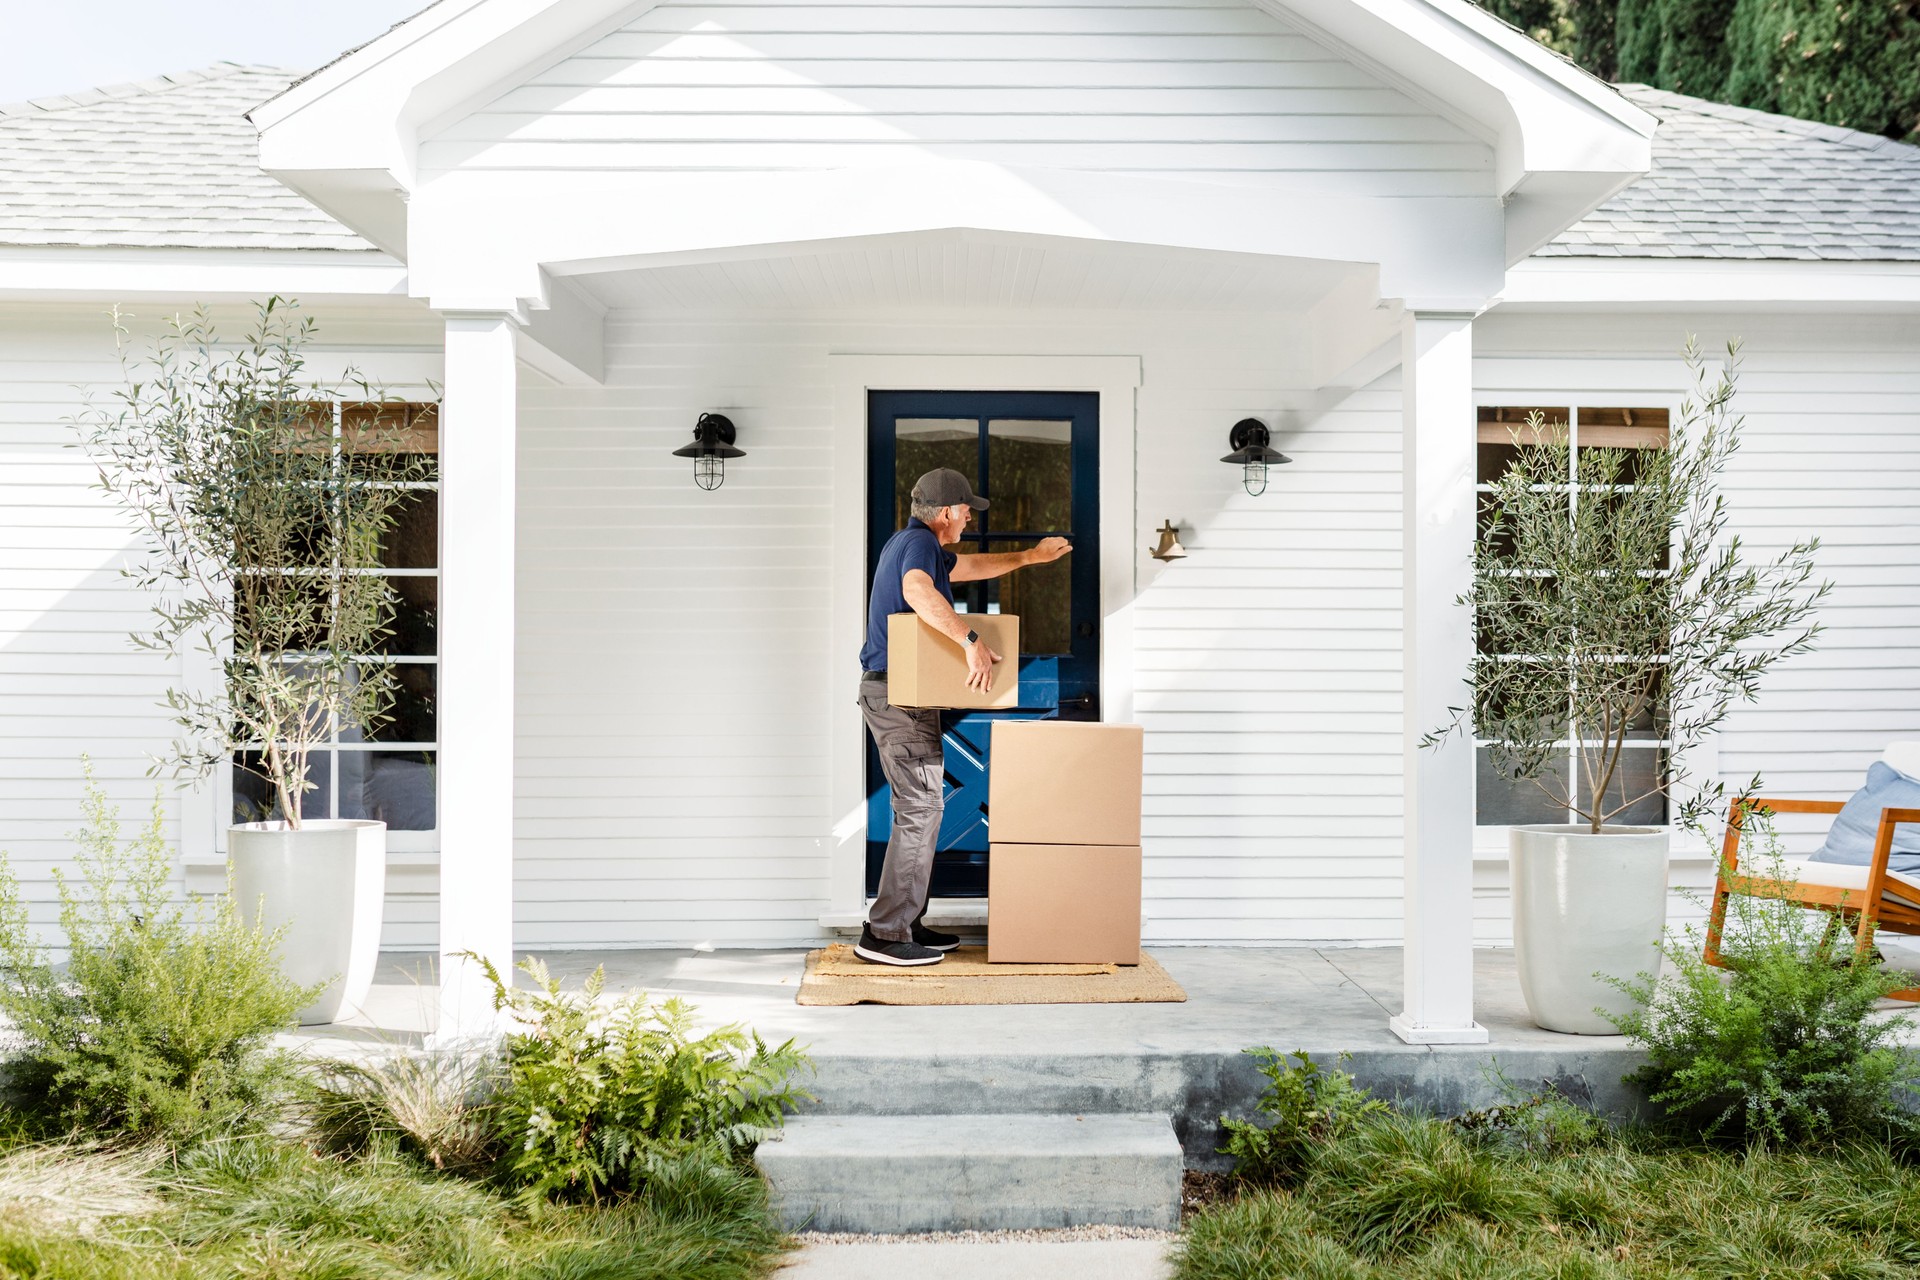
[755, 1112, 1183, 1234]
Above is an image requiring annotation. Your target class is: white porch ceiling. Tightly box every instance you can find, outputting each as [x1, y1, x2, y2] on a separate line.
[567, 232, 1365, 314]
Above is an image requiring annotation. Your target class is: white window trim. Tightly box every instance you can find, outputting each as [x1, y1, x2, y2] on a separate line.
[189, 398, 443, 871]
[1469, 392, 1717, 862]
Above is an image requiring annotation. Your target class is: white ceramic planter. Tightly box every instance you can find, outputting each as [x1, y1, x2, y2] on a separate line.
[1510, 825, 1669, 1035]
[229, 819, 385, 1026]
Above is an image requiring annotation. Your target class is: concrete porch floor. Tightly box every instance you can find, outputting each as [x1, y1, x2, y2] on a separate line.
[283, 941, 1920, 1165]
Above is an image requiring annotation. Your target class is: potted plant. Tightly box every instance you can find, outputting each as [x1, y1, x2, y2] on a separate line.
[1431, 341, 1828, 1033]
[81, 299, 431, 1024]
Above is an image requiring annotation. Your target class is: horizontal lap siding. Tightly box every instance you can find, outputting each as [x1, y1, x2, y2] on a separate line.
[516, 309, 1401, 947]
[0, 304, 443, 952]
[1137, 379, 1404, 943]
[423, 1, 1489, 196]
[1472, 310, 1920, 942]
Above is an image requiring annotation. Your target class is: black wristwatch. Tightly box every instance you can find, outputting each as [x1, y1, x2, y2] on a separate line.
[963, 628, 980, 647]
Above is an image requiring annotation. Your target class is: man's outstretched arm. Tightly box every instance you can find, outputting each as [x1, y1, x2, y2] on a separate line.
[950, 536, 1071, 583]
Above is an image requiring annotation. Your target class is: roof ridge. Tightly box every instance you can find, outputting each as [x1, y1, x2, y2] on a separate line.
[1617, 82, 1919, 159]
[0, 61, 296, 121]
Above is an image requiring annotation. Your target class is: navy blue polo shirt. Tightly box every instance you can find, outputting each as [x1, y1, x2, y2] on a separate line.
[860, 518, 958, 672]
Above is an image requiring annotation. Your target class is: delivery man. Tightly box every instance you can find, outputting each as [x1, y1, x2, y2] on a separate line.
[854, 467, 1071, 966]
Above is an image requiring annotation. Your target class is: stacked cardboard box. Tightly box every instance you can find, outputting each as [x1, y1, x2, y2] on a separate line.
[886, 613, 1020, 710]
[986, 721, 1144, 965]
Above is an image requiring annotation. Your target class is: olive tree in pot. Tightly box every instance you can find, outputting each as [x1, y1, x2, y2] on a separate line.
[1431, 342, 1828, 1033]
[81, 299, 430, 1025]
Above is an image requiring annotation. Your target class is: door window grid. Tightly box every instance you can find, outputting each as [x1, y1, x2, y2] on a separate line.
[229, 401, 439, 840]
[1473, 404, 1672, 829]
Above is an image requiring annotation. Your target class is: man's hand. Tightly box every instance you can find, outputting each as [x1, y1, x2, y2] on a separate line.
[1031, 537, 1071, 564]
[966, 639, 1002, 693]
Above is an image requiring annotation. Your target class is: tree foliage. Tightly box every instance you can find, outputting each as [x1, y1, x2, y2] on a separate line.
[1431, 341, 1829, 833]
[1475, 0, 1920, 140]
[76, 300, 431, 826]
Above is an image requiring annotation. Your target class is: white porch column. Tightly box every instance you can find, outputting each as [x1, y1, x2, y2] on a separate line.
[1390, 310, 1488, 1045]
[433, 311, 519, 1042]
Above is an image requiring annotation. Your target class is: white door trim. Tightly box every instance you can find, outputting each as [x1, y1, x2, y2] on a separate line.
[822, 352, 1142, 922]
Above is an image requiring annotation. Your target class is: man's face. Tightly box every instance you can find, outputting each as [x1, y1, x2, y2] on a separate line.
[949, 503, 973, 532]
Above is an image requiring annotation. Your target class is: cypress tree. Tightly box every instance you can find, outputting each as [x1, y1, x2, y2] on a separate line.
[1619, 0, 1742, 93]
[1568, 0, 1623, 78]
[1726, 0, 1920, 140]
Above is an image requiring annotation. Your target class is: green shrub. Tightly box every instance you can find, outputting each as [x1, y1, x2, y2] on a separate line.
[1218, 1049, 1391, 1187]
[0, 766, 315, 1141]
[1451, 1077, 1613, 1157]
[476, 954, 812, 1204]
[1606, 823, 1920, 1148]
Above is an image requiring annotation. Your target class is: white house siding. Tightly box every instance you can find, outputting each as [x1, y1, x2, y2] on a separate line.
[0, 301, 444, 952]
[424, 0, 1490, 197]
[512, 307, 1407, 949]
[1470, 308, 1920, 944]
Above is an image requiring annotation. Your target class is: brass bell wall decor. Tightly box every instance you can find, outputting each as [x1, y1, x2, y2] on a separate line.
[1149, 520, 1187, 562]
[1221, 417, 1291, 496]
[672, 412, 746, 490]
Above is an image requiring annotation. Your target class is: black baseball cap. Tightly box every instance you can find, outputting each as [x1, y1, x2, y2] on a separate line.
[911, 467, 989, 511]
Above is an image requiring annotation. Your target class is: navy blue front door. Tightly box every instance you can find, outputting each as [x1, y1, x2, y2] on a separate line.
[866, 390, 1101, 898]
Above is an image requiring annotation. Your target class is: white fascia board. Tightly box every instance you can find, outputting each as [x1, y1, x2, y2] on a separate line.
[0, 246, 411, 302]
[254, 0, 649, 252]
[1501, 258, 1920, 309]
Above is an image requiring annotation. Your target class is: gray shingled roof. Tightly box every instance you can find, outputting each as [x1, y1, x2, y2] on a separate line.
[0, 63, 373, 252]
[1541, 85, 1920, 261]
[2, 64, 1915, 262]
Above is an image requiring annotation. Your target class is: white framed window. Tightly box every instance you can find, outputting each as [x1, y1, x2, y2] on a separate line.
[1472, 402, 1675, 838]
[225, 400, 440, 853]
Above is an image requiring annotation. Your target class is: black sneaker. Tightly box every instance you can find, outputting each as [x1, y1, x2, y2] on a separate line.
[854, 925, 945, 967]
[911, 922, 961, 952]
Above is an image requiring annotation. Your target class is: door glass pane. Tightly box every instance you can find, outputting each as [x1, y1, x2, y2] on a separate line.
[986, 419, 1071, 533]
[378, 490, 438, 569]
[982, 538, 1071, 654]
[893, 419, 978, 529]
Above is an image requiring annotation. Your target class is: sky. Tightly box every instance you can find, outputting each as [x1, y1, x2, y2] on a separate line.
[0, 1, 428, 104]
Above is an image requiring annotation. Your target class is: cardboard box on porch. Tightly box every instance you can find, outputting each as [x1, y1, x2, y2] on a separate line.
[987, 842, 1142, 965]
[886, 612, 1019, 710]
[987, 720, 1144, 847]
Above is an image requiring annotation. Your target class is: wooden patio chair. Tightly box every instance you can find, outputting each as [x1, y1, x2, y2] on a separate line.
[1706, 795, 1920, 1002]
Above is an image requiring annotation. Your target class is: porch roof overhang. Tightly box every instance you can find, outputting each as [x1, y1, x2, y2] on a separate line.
[253, 0, 1654, 301]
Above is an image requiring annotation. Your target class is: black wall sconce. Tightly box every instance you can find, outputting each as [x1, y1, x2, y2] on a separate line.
[1148, 520, 1187, 562]
[672, 412, 746, 491]
[1221, 418, 1291, 497]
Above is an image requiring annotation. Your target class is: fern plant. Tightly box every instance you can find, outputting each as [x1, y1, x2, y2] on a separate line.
[1220, 1049, 1390, 1187]
[0, 763, 316, 1140]
[471, 954, 812, 1204]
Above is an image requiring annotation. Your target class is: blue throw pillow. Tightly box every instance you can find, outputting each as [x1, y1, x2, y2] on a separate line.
[1808, 761, 1920, 876]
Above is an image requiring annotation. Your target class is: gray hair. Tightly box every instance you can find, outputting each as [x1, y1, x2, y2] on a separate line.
[910, 500, 948, 523]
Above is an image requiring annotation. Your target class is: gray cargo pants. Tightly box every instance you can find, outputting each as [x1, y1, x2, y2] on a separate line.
[859, 675, 944, 942]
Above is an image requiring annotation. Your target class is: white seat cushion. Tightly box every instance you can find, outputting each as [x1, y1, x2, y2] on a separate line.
[1883, 742, 1920, 784]
[1778, 857, 1920, 912]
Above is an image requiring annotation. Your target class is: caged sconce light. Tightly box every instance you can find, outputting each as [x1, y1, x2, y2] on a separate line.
[1221, 418, 1291, 496]
[672, 412, 746, 491]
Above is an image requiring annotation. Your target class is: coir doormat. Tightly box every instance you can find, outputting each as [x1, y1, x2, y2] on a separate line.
[796, 944, 1187, 1007]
